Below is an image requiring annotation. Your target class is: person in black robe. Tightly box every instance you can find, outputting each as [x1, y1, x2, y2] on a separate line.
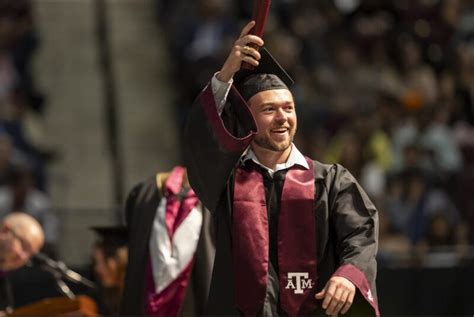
[91, 226, 128, 316]
[184, 21, 380, 316]
[120, 168, 215, 317]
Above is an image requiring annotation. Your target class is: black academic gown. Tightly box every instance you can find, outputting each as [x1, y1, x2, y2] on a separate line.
[0, 272, 13, 313]
[119, 176, 215, 316]
[184, 84, 380, 316]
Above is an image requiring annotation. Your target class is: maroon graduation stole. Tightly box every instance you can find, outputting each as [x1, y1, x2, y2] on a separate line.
[144, 166, 200, 317]
[163, 167, 199, 238]
[233, 158, 317, 316]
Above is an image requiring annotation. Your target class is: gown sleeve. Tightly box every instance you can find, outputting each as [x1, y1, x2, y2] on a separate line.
[328, 164, 380, 316]
[124, 181, 143, 229]
[184, 83, 257, 212]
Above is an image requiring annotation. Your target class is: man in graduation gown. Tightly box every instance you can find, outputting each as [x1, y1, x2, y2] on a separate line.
[184, 21, 380, 316]
[120, 167, 215, 317]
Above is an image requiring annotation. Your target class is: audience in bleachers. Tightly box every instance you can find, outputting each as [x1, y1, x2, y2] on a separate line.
[1, 0, 473, 267]
[159, 0, 474, 266]
[0, 0, 56, 256]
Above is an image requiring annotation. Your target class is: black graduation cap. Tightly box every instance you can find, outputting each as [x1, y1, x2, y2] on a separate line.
[91, 226, 128, 249]
[234, 47, 295, 102]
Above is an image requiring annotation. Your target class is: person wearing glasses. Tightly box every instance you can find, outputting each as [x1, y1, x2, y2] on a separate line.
[0, 212, 44, 313]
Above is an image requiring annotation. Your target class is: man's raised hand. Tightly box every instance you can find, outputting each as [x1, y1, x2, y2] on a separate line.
[217, 21, 264, 82]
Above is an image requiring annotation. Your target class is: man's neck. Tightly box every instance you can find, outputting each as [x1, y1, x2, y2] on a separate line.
[156, 170, 190, 196]
[250, 143, 292, 171]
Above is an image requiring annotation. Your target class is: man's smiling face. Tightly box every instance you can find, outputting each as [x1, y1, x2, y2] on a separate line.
[248, 89, 297, 153]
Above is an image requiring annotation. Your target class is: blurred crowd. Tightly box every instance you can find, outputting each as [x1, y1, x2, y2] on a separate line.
[1, 0, 473, 271]
[0, 0, 473, 314]
[0, 0, 57, 256]
[158, 0, 474, 267]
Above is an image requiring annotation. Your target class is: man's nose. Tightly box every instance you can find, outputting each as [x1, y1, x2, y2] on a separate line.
[274, 108, 287, 122]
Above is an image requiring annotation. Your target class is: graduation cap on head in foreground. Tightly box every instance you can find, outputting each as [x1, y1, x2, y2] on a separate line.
[235, 47, 295, 102]
[91, 226, 128, 255]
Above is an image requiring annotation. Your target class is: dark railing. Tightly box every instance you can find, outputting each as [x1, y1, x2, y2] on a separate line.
[94, 0, 125, 220]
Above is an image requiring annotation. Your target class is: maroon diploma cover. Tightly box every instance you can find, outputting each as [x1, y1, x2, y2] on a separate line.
[242, 0, 272, 70]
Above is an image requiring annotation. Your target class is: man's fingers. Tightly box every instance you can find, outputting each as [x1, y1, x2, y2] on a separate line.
[235, 35, 264, 48]
[242, 55, 259, 67]
[243, 34, 265, 47]
[242, 46, 261, 61]
[325, 287, 344, 315]
[322, 282, 337, 309]
[321, 276, 356, 315]
[340, 290, 355, 315]
[330, 290, 349, 316]
[239, 20, 256, 37]
[315, 289, 325, 300]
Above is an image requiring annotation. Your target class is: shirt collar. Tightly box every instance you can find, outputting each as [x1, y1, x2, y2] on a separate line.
[241, 143, 309, 176]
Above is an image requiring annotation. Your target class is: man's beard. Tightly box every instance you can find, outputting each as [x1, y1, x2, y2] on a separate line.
[253, 132, 293, 152]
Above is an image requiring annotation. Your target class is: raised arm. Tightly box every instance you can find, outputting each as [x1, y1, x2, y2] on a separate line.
[184, 22, 263, 212]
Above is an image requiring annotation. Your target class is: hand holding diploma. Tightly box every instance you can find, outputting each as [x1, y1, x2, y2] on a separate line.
[217, 21, 264, 82]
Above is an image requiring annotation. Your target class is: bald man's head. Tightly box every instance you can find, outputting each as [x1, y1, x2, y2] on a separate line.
[0, 212, 45, 271]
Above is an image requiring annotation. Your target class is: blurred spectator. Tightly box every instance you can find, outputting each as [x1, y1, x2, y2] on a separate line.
[0, 0, 44, 114]
[425, 213, 457, 248]
[0, 86, 52, 190]
[324, 129, 364, 177]
[0, 212, 44, 313]
[377, 208, 411, 267]
[0, 165, 57, 256]
[452, 35, 474, 125]
[384, 168, 461, 247]
[418, 105, 463, 175]
[0, 133, 15, 185]
[0, 211, 43, 271]
[92, 226, 128, 316]
[0, 0, 50, 192]
[395, 35, 438, 109]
